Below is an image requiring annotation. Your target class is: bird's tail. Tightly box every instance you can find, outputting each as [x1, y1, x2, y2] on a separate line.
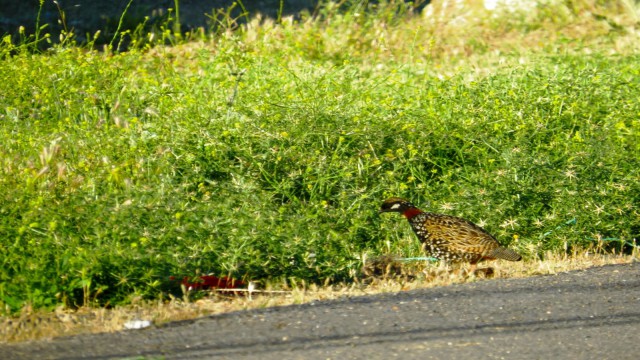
[490, 247, 522, 261]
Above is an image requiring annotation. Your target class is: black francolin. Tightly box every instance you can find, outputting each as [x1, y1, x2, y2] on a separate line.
[380, 197, 521, 269]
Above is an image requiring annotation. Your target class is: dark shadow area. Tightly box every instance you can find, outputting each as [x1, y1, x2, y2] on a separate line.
[0, 1, 430, 48]
[0, 0, 310, 46]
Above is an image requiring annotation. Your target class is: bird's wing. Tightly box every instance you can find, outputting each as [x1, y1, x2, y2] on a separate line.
[424, 215, 499, 255]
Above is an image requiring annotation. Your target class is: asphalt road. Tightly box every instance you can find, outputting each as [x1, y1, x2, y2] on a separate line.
[2, 262, 639, 359]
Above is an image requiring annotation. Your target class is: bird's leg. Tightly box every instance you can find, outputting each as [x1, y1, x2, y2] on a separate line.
[468, 262, 478, 275]
[470, 260, 495, 278]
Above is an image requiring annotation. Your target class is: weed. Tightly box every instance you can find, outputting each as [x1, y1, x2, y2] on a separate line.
[0, 0, 638, 315]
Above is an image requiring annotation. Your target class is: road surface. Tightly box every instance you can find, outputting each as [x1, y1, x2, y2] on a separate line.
[2, 262, 639, 359]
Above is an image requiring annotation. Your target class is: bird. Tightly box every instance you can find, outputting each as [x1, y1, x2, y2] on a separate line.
[380, 197, 522, 273]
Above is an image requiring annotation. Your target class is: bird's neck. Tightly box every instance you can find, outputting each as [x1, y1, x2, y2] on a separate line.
[402, 208, 423, 219]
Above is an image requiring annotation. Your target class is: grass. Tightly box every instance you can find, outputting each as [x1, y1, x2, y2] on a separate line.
[1, 0, 639, 340]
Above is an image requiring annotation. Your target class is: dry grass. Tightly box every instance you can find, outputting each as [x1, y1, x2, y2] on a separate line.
[2, 249, 636, 344]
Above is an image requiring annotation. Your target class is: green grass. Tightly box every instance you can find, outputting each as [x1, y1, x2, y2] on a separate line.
[0, 0, 639, 313]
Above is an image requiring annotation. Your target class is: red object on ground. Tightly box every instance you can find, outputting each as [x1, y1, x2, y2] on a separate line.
[169, 275, 245, 291]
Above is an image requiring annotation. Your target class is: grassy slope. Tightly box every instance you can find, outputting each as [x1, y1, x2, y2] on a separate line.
[0, 1, 639, 314]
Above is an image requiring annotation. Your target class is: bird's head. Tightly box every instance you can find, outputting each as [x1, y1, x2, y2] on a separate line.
[380, 197, 418, 214]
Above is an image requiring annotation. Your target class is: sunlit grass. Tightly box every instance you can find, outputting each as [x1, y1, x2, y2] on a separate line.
[0, 0, 638, 327]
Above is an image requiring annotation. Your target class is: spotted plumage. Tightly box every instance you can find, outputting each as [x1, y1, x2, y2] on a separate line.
[380, 197, 522, 264]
